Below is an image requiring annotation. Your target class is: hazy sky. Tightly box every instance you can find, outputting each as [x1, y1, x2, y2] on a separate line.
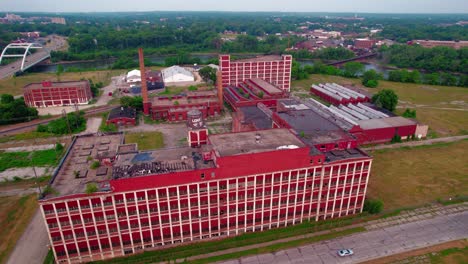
[1, 0, 468, 13]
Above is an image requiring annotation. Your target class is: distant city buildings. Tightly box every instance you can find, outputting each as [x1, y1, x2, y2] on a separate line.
[1, 13, 66, 24]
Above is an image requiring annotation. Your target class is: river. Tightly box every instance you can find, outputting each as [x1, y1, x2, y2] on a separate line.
[28, 54, 390, 77]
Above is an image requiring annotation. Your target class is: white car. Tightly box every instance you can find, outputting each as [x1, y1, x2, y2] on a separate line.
[337, 249, 354, 257]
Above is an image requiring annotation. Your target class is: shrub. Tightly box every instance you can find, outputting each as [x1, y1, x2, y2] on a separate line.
[402, 108, 416, 118]
[364, 79, 378, 88]
[90, 161, 100, 169]
[55, 143, 64, 153]
[391, 134, 402, 143]
[188, 85, 198, 91]
[363, 199, 384, 214]
[85, 183, 98, 194]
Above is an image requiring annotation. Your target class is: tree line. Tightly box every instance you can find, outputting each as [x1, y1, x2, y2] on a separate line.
[381, 44, 468, 74]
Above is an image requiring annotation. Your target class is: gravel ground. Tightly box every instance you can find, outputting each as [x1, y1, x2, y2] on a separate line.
[0, 167, 55, 181]
[80, 117, 102, 135]
[1, 144, 57, 152]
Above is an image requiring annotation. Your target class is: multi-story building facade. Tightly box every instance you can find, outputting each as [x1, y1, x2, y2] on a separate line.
[219, 54, 292, 92]
[23, 81, 92, 108]
[39, 129, 371, 263]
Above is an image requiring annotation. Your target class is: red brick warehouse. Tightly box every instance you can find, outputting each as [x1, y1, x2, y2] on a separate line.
[23, 80, 92, 108]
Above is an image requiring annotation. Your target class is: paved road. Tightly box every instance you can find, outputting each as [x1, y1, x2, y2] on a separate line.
[7, 209, 49, 264]
[220, 211, 468, 264]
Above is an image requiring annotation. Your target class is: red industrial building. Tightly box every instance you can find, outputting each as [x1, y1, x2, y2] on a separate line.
[278, 98, 426, 145]
[39, 127, 371, 263]
[106, 107, 137, 126]
[150, 91, 222, 122]
[23, 80, 92, 108]
[219, 54, 292, 92]
[223, 78, 288, 111]
[310, 83, 370, 106]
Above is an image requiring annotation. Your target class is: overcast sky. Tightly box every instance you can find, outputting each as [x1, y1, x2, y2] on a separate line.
[1, 0, 468, 13]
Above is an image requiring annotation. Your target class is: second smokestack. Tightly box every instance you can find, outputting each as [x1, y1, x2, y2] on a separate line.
[138, 48, 150, 116]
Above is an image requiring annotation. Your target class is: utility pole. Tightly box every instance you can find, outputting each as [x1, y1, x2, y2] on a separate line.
[31, 138, 42, 196]
[62, 109, 72, 134]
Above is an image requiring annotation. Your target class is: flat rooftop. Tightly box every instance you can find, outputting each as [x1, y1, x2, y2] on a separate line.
[113, 146, 215, 179]
[234, 55, 284, 63]
[277, 109, 353, 145]
[239, 106, 272, 130]
[24, 80, 89, 90]
[210, 129, 306, 157]
[249, 78, 283, 95]
[325, 148, 370, 162]
[152, 96, 218, 107]
[47, 133, 123, 197]
[357, 116, 417, 130]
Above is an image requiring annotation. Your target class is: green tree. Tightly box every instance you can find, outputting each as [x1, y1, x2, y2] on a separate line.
[120, 96, 143, 111]
[198, 66, 217, 83]
[1, 94, 14, 104]
[372, 89, 398, 112]
[56, 64, 64, 81]
[362, 70, 381, 88]
[342, 62, 364, 78]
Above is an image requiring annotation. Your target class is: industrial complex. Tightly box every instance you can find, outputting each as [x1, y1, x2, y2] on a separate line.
[35, 50, 427, 263]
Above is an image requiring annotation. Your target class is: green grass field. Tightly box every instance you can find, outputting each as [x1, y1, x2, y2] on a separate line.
[0, 149, 63, 172]
[292, 74, 468, 136]
[367, 140, 468, 211]
[0, 195, 38, 263]
[0, 69, 125, 96]
[124, 132, 164, 151]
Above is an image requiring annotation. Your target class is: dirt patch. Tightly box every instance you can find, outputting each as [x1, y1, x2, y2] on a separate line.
[420, 86, 439, 91]
[362, 239, 468, 264]
[0, 167, 54, 181]
[1, 144, 57, 152]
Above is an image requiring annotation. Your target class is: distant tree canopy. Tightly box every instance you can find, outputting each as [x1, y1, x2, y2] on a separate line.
[0, 95, 38, 125]
[342, 62, 365, 78]
[379, 24, 468, 43]
[372, 89, 398, 112]
[287, 47, 355, 61]
[382, 44, 468, 74]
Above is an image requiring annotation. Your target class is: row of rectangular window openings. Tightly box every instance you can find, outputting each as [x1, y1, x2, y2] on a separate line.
[47, 187, 363, 215]
[48, 197, 360, 229]
[47, 176, 366, 213]
[52, 208, 355, 243]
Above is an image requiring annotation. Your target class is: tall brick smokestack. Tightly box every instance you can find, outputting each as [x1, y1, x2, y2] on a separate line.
[138, 48, 150, 116]
[216, 70, 223, 109]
